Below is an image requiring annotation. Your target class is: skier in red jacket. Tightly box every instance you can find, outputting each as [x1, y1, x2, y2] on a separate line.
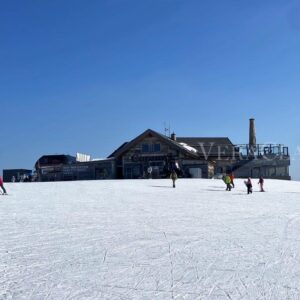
[0, 176, 7, 194]
[230, 173, 235, 188]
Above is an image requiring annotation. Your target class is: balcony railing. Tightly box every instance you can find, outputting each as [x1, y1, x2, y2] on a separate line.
[233, 144, 289, 159]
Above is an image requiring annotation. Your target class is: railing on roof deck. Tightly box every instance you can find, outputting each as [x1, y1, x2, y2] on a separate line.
[233, 144, 289, 158]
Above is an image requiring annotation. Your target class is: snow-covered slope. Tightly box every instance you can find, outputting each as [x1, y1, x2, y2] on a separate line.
[1, 179, 300, 299]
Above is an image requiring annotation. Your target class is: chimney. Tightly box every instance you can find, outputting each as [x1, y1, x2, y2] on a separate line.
[171, 132, 176, 141]
[249, 118, 256, 146]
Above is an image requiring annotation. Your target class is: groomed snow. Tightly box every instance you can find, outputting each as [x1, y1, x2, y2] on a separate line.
[1, 179, 300, 299]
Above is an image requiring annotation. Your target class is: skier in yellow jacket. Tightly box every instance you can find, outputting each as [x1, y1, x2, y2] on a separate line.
[225, 175, 232, 191]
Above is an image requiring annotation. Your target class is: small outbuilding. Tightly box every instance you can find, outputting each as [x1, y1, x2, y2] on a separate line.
[35, 154, 115, 181]
[3, 169, 33, 182]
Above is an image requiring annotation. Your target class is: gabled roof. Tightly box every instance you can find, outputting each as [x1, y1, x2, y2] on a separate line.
[108, 142, 128, 158]
[108, 129, 199, 159]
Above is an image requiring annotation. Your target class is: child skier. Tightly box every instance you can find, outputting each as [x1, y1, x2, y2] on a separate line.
[170, 170, 178, 188]
[258, 176, 265, 192]
[225, 174, 232, 191]
[245, 177, 253, 194]
[0, 176, 7, 195]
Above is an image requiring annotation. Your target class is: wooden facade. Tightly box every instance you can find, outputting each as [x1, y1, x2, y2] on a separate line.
[109, 129, 215, 179]
[109, 129, 291, 180]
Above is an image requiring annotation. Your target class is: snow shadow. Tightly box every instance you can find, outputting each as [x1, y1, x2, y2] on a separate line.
[150, 185, 174, 189]
[207, 186, 226, 190]
[203, 189, 228, 192]
[232, 193, 249, 196]
[284, 192, 300, 194]
[203, 189, 249, 196]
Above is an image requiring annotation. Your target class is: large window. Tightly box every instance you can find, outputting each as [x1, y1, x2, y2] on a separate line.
[142, 144, 149, 153]
[142, 143, 160, 153]
[276, 167, 287, 176]
[154, 143, 161, 152]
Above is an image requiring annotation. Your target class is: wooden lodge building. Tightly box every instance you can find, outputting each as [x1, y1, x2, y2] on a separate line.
[107, 129, 235, 179]
[33, 119, 291, 182]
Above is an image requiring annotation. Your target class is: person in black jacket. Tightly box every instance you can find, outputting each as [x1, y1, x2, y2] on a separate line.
[258, 176, 265, 192]
[245, 178, 253, 194]
[170, 170, 178, 188]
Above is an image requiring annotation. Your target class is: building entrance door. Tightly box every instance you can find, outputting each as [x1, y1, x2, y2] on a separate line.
[189, 167, 202, 178]
[124, 164, 142, 179]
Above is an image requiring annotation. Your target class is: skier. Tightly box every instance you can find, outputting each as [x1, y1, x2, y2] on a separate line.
[147, 166, 152, 179]
[0, 175, 7, 195]
[230, 173, 235, 188]
[170, 170, 178, 188]
[245, 177, 253, 194]
[258, 176, 265, 192]
[222, 174, 226, 184]
[225, 174, 232, 191]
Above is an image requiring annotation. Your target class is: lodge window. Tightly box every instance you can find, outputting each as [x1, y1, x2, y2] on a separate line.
[216, 167, 223, 174]
[154, 143, 161, 152]
[142, 143, 161, 153]
[142, 144, 149, 153]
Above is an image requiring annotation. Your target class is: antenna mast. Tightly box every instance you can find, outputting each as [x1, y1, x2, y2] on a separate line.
[164, 122, 170, 137]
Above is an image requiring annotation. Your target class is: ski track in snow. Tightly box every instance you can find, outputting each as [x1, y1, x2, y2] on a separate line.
[1, 179, 300, 299]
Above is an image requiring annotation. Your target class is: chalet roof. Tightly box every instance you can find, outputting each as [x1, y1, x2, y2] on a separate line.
[176, 137, 233, 145]
[107, 129, 237, 160]
[108, 129, 199, 159]
[108, 142, 128, 158]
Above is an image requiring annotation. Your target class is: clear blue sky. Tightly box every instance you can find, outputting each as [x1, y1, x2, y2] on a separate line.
[1, 0, 300, 179]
